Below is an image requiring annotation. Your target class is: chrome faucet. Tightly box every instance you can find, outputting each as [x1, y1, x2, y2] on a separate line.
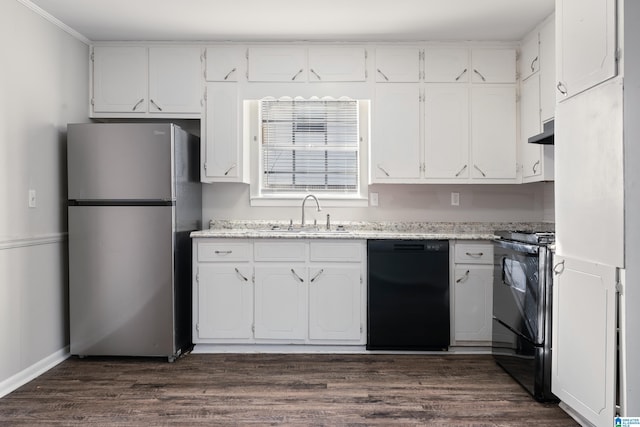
[301, 194, 321, 227]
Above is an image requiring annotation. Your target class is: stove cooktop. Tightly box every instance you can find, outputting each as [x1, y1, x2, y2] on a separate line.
[494, 230, 556, 245]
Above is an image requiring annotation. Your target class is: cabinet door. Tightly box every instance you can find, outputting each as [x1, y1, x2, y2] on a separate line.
[92, 46, 147, 113]
[203, 83, 245, 182]
[552, 256, 616, 427]
[539, 17, 556, 122]
[470, 86, 517, 180]
[374, 47, 421, 82]
[471, 49, 516, 83]
[371, 84, 421, 181]
[254, 265, 307, 340]
[196, 265, 253, 340]
[308, 47, 366, 82]
[424, 85, 469, 179]
[556, 0, 617, 101]
[520, 32, 540, 81]
[148, 47, 203, 114]
[453, 265, 492, 342]
[308, 266, 362, 341]
[521, 75, 543, 181]
[424, 47, 469, 83]
[205, 46, 243, 82]
[247, 47, 306, 82]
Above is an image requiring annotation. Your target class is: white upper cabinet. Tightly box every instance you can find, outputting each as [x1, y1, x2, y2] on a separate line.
[539, 16, 556, 122]
[471, 49, 517, 83]
[556, 0, 617, 101]
[520, 32, 540, 81]
[92, 46, 147, 114]
[375, 47, 421, 82]
[520, 75, 544, 181]
[91, 45, 203, 117]
[424, 47, 469, 83]
[307, 47, 366, 82]
[205, 46, 244, 82]
[247, 47, 307, 82]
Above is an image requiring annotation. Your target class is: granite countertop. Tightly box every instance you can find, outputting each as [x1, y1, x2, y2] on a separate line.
[190, 220, 554, 240]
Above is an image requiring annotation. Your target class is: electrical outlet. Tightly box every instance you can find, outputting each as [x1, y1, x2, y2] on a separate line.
[28, 189, 37, 208]
[451, 192, 460, 206]
[370, 192, 379, 207]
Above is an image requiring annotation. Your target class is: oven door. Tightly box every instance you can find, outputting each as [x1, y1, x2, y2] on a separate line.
[492, 239, 545, 345]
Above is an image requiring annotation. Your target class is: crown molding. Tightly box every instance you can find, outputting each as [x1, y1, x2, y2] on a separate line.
[16, 0, 91, 45]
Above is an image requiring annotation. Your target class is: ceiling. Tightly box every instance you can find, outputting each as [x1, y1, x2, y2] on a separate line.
[27, 0, 555, 43]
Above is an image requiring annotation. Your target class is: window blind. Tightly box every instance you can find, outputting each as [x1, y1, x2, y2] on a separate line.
[260, 97, 360, 193]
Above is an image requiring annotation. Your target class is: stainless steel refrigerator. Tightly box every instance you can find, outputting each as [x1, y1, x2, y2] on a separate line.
[67, 123, 201, 361]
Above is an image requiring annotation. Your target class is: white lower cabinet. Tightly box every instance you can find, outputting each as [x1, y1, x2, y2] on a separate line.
[193, 238, 366, 346]
[451, 241, 493, 345]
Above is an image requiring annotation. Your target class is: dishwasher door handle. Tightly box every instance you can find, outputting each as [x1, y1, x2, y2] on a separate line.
[392, 243, 425, 251]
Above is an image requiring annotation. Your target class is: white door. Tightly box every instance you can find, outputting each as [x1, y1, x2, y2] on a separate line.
[203, 83, 241, 181]
[196, 265, 253, 340]
[424, 85, 469, 179]
[552, 256, 617, 427]
[470, 86, 517, 180]
[471, 49, 516, 83]
[374, 47, 421, 82]
[254, 265, 307, 340]
[92, 46, 147, 113]
[247, 47, 307, 82]
[520, 75, 543, 181]
[372, 84, 421, 181]
[453, 265, 492, 342]
[308, 266, 362, 341]
[424, 47, 469, 83]
[307, 47, 366, 82]
[148, 47, 203, 114]
[556, 0, 617, 101]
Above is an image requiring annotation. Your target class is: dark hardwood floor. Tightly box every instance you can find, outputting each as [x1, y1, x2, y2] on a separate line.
[0, 353, 578, 426]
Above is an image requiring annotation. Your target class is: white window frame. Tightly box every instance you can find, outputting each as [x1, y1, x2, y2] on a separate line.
[247, 98, 370, 207]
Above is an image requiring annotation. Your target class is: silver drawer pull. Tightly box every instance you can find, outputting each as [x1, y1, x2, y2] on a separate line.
[234, 268, 248, 282]
[291, 69, 304, 81]
[454, 68, 467, 81]
[456, 270, 470, 283]
[224, 67, 237, 80]
[310, 269, 324, 283]
[473, 68, 487, 82]
[455, 164, 468, 177]
[553, 260, 565, 275]
[214, 250, 232, 255]
[291, 269, 304, 283]
[465, 252, 484, 257]
[376, 68, 390, 81]
[132, 98, 144, 111]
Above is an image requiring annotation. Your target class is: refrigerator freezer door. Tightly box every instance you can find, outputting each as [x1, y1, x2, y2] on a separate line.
[68, 123, 175, 201]
[69, 205, 176, 357]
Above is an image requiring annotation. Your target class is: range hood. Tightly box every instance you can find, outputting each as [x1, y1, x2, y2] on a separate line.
[528, 120, 554, 145]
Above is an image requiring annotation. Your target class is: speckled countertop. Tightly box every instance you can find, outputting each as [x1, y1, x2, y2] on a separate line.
[190, 220, 554, 240]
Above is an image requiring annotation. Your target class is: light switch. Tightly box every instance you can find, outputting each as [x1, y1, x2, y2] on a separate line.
[370, 192, 379, 207]
[451, 192, 460, 206]
[28, 189, 37, 208]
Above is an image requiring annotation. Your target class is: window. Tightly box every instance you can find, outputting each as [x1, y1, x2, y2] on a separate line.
[258, 97, 362, 198]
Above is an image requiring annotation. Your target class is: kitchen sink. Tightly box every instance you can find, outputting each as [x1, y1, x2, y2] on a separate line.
[257, 225, 352, 235]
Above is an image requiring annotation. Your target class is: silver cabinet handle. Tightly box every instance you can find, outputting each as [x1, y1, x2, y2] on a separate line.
[533, 160, 541, 174]
[291, 69, 304, 81]
[376, 68, 390, 81]
[214, 250, 232, 255]
[224, 67, 237, 80]
[455, 164, 468, 177]
[466, 252, 484, 258]
[553, 260, 565, 275]
[455, 68, 468, 81]
[530, 57, 539, 72]
[235, 268, 248, 282]
[310, 269, 324, 283]
[149, 99, 163, 111]
[557, 82, 568, 96]
[310, 69, 321, 80]
[132, 98, 145, 111]
[224, 163, 237, 176]
[377, 164, 390, 177]
[474, 164, 487, 177]
[291, 269, 304, 283]
[473, 69, 487, 82]
[456, 270, 470, 283]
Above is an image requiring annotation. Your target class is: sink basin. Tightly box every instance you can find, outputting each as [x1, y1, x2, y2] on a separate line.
[256, 226, 352, 235]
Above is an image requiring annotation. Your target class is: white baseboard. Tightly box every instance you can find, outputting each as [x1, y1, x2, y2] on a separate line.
[0, 347, 70, 398]
[191, 344, 491, 355]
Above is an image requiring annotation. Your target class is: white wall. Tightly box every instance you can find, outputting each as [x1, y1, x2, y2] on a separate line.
[203, 181, 553, 225]
[0, 0, 89, 394]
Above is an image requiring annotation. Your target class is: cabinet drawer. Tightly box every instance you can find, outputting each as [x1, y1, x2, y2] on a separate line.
[198, 241, 251, 262]
[254, 241, 307, 262]
[455, 243, 493, 264]
[310, 241, 363, 262]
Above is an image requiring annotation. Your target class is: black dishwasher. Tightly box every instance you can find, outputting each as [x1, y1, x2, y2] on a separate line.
[367, 240, 450, 351]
